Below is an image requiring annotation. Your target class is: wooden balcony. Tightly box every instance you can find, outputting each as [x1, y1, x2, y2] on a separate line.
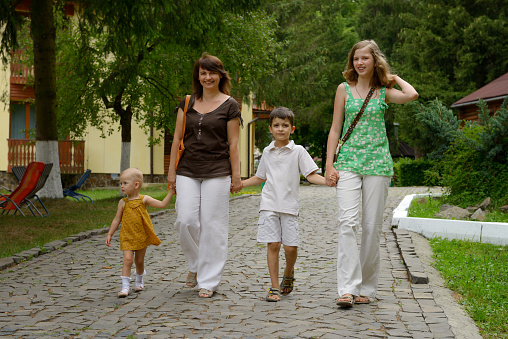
[7, 139, 85, 174]
[10, 51, 33, 85]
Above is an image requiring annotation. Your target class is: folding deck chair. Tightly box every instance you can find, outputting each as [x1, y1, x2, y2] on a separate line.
[63, 169, 93, 202]
[11, 163, 53, 217]
[1, 161, 45, 216]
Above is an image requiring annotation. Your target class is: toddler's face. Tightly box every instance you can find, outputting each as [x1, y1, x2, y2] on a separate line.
[119, 174, 138, 196]
[269, 117, 295, 142]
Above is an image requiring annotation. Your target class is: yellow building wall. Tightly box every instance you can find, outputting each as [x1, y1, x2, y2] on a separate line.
[0, 59, 10, 172]
[83, 121, 165, 176]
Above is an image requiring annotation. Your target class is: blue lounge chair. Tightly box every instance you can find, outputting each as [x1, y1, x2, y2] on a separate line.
[63, 169, 93, 202]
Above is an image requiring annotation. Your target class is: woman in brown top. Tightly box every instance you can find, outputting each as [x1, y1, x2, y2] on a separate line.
[167, 54, 242, 298]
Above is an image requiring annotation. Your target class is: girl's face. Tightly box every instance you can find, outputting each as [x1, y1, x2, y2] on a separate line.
[119, 174, 138, 196]
[353, 46, 375, 77]
[198, 67, 222, 91]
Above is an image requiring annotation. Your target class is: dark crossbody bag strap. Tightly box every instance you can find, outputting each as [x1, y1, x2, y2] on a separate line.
[334, 86, 376, 162]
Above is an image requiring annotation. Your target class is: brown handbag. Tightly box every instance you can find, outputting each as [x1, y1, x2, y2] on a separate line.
[333, 86, 375, 162]
[175, 95, 191, 169]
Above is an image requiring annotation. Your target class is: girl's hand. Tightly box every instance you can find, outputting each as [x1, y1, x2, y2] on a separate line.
[325, 164, 339, 187]
[105, 234, 112, 247]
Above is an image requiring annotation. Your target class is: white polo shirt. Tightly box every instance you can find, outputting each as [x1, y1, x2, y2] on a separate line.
[255, 140, 319, 216]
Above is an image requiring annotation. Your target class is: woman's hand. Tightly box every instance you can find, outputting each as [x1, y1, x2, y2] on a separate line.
[230, 175, 242, 194]
[167, 169, 176, 191]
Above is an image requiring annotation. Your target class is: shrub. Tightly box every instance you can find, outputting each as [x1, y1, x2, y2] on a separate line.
[393, 157, 435, 187]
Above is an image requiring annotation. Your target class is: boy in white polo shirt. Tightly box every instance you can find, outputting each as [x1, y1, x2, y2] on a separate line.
[242, 107, 331, 302]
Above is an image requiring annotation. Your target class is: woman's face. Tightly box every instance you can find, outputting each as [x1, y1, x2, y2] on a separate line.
[198, 67, 222, 91]
[353, 46, 375, 77]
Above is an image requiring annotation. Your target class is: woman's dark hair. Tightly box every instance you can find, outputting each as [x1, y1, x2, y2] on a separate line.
[192, 54, 232, 99]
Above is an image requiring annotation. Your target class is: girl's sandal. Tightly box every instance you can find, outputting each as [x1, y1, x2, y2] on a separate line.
[265, 288, 281, 302]
[280, 271, 295, 295]
[186, 272, 197, 288]
[336, 294, 354, 307]
[199, 288, 213, 298]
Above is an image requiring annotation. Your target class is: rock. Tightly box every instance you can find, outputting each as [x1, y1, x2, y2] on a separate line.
[499, 205, 508, 213]
[466, 206, 478, 213]
[416, 197, 428, 204]
[434, 206, 471, 220]
[478, 197, 491, 211]
[439, 204, 454, 212]
[471, 208, 486, 221]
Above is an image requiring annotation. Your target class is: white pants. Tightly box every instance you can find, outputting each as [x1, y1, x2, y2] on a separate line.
[175, 175, 231, 292]
[335, 171, 390, 298]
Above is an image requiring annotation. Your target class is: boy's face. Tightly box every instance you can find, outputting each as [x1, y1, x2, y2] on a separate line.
[269, 117, 295, 143]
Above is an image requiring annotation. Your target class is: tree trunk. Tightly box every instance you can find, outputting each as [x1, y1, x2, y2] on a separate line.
[118, 105, 132, 174]
[31, 0, 63, 198]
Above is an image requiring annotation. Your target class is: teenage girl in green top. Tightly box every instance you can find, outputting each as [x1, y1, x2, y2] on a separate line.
[325, 40, 418, 307]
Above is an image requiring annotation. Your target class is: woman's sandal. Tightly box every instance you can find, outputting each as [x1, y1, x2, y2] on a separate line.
[186, 272, 197, 288]
[280, 271, 295, 295]
[199, 288, 213, 298]
[265, 288, 281, 302]
[355, 295, 370, 304]
[336, 294, 354, 307]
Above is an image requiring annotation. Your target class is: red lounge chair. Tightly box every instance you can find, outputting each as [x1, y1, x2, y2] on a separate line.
[11, 163, 53, 216]
[1, 162, 45, 216]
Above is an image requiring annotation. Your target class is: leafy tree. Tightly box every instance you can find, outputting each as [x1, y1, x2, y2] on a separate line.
[0, 0, 64, 198]
[255, 0, 360, 171]
[54, 0, 279, 173]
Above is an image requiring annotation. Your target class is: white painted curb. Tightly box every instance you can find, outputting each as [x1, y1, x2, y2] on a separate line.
[392, 194, 508, 246]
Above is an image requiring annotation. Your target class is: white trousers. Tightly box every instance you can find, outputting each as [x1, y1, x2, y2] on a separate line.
[335, 171, 390, 298]
[175, 175, 231, 292]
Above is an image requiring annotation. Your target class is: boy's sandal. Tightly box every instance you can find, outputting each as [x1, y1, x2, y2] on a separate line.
[265, 288, 281, 302]
[186, 272, 197, 288]
[199, 288, 213, 298]
[280, 271, 295, 295]
[336, 294, 354, 307]
[118, 288, 129, 298]
[355, 295, 370, 304]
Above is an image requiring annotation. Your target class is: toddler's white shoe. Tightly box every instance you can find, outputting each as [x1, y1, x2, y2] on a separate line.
[118, 288, 129, 298]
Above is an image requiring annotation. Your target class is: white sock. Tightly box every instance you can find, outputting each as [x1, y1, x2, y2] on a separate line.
[121, 276, 131, 291]
[136, 270, 146, 286]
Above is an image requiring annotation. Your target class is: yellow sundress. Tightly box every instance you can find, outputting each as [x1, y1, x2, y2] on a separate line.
[119, 195, 161, 251]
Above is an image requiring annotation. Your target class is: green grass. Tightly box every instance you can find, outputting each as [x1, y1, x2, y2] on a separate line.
[0, 184, 262, 258]
[408, 195, 508, 338]
[430, 238, 508, 338]
[407, 196, 508, 223]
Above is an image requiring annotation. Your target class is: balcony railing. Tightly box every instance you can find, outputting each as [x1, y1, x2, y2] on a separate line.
[10, 51, 34, 85]
[7, 139, 85, 174]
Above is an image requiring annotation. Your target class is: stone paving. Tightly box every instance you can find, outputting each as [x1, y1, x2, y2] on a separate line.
[0, 185, 457, 338]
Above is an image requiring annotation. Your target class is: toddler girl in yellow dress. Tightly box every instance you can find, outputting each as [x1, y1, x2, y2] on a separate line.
[106, 168, 174, 297]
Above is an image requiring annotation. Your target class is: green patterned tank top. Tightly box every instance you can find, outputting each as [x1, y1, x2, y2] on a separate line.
[333, 82, 393, 176]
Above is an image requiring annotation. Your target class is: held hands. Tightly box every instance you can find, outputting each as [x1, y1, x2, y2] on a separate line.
[231, 175, 242, 194]
[325, 165, 339, 187]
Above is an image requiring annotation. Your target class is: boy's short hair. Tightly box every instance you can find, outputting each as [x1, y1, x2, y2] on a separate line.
[121, 168, 144, 187]
[269, 107, 294, 126]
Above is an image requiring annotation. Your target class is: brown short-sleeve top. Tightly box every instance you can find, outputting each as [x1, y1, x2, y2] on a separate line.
[176, 94, 242, 178]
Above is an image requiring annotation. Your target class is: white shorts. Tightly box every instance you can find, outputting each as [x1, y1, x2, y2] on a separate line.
[257, 210, 300, 246]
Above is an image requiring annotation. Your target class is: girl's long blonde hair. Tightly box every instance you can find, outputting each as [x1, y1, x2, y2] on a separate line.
[342, 40, 396, 88]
